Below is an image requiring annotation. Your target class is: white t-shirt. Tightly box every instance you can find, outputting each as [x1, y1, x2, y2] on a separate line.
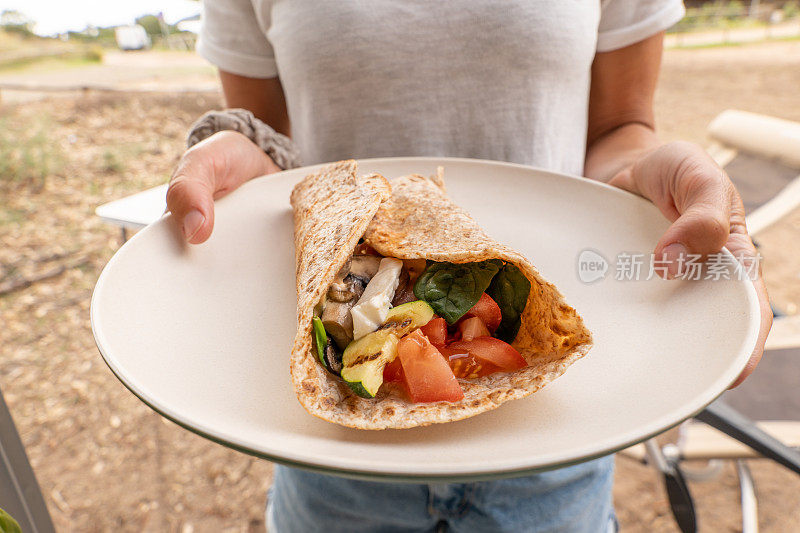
[198, 1, 684, 175]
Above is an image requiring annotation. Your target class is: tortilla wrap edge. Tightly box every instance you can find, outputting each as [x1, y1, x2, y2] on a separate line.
[289, 162, 593, 430]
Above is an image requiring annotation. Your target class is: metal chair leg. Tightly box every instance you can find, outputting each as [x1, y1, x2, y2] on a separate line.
[0, 390, 56, 533]
[737, 460, 758, 533]
[645, 439, 698, 533]
[694, 400, 800, 476]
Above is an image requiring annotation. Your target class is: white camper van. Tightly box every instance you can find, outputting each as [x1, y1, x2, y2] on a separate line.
[115, 25, 151, 51]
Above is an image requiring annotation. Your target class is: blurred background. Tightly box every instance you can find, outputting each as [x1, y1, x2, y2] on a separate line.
[1, 0, 799, 531]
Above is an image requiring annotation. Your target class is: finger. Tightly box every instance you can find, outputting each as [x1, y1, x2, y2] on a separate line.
[729, 275, 771, 388]
[653, 150, 735, 278]
[166, 154, 216, 244]
[654, 199, 731, 278]
[726, 233, 773, 388]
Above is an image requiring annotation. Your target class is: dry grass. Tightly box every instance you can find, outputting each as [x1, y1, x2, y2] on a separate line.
[0, 30, 103, 73]
[1, 92, 272, 532]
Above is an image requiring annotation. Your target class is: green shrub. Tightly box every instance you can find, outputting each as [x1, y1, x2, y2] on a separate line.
[784, 1, 800, 19]
[83, 44, 104, 62]
[0, 117, 63, 189]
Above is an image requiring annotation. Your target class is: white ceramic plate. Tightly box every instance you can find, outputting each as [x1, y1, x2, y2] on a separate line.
[91, 157, 759, 482]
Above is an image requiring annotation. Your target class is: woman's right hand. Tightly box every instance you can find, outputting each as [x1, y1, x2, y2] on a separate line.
[166, 130, 281, 244]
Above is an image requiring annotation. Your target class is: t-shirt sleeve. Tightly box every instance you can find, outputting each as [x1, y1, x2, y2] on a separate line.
[597, 0, 685, 52]
[197, 0, 278, 78]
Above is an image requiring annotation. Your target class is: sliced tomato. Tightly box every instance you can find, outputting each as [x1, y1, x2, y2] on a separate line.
[420, 316, 447, 346]
[445, 326, 460, 345]
[457, 316, 490, 341]
[397, 330, 463, 403]
[439, 345, 500, 379]
[383, 357, 404, 383]
[466, 293, 502, 332]
[448, 337, 527, 372]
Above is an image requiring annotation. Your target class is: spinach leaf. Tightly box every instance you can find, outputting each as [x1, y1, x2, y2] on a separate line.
[487, 263, 531, 342]
[414, 260, 502, 324]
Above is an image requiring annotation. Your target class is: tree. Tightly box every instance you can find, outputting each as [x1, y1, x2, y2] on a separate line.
[0, 9, 34, 36]
[135, 14, 162, 36]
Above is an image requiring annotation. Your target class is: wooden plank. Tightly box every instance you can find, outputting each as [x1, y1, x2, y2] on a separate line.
[765, 315, 800, 351]
[620, 442, 648, 462]
[680, 421, 800, 460]
[620, 421, 800, 462]
[706, 141, 737, 168]
[746, 173, 800, 236]
[708, 110, 800, 168]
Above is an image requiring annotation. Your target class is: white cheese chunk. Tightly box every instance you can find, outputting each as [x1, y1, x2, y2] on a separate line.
[350, 257, 403, 340]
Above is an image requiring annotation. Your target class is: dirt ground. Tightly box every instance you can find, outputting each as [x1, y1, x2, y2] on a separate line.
[1, 41, 799, 532]
[0, 50, 217, 101]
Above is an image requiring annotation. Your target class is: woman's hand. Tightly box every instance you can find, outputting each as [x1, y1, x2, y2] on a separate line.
[609, 141, 772, 388]
[166, 130, 281, 244]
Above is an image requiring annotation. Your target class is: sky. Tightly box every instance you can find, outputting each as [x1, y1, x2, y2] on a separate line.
[1, 0, 201, 36]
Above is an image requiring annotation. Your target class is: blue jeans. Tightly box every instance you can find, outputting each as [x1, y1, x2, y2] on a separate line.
[266, 455, 615, 532]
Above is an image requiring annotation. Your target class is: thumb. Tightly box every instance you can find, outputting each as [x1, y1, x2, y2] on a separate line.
[654, 198, 731, 278]
[166, 155, 216, 244]
[621, 142, 736, 279]
[165, 130, 281, 244]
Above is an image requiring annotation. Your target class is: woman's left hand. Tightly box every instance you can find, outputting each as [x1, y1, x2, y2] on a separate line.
[608, 141, 772, 388]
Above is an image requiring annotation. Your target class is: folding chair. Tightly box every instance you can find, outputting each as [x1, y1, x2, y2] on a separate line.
[94, 183, 168, 243]
[0, 390, 56, 532]
[707, 109, 800, 236]
[623, 110, 800, 533]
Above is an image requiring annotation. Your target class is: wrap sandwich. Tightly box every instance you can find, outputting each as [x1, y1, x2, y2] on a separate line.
[289, 160, 592, 429]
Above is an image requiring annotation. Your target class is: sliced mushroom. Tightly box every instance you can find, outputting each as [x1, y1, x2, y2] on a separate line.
[322, 301, 356, 349]
[327, 278, 358, 303]
[320, 256, 382, 348]
[350, 255, 381, 284]
[395, 268, 409, 293]
[323, 337, 343, 375]
[391, 268, 415, 306]
[391, 260, 427, 305]
[326, 259, 358, 303]
[337, 258, 352, 278]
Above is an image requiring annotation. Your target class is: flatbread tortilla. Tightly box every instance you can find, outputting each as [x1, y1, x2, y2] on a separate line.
[289, 160, 592, 429]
